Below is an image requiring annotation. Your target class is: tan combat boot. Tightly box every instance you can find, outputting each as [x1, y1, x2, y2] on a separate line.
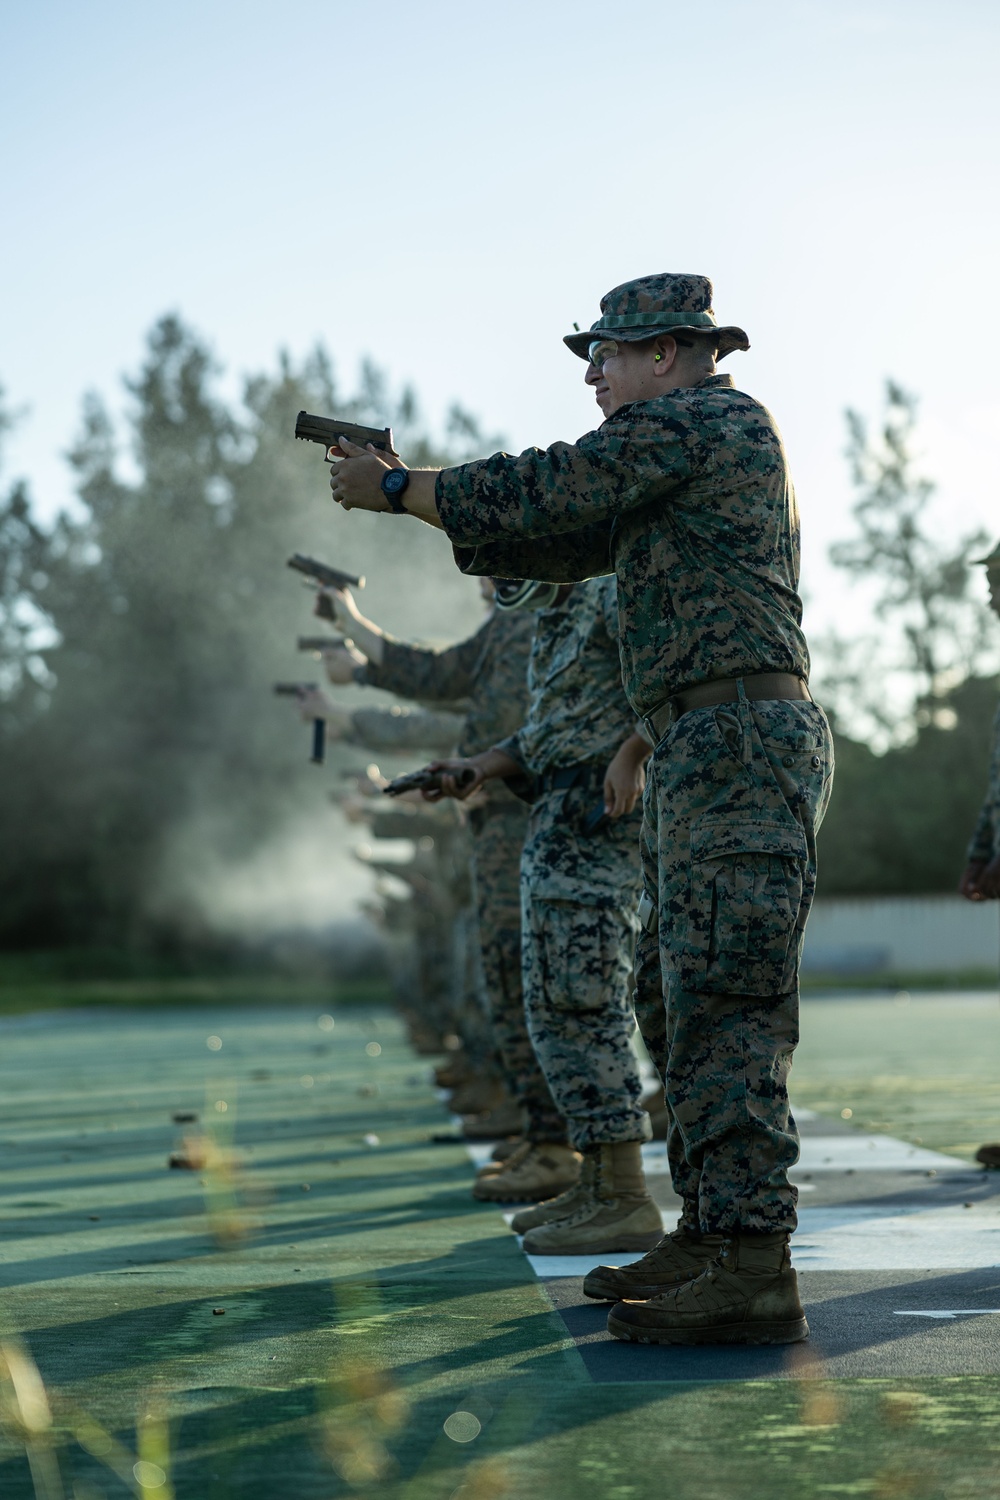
[490, 1134, 526, 1163]
[509, 1152, 598, 1233]
[519, 1141, 663, 1255]
[461, 1102, 524, 1141]
[478, 1135, 551, 1177]
[582, 1220, 726, 1302]
[607, 1231, 808, 1345]
[472, 1142, 581, 1203]
[448, 1074, 509, 1116]
[406, 1020, 446, 1055]
[476, 1139, 532, 1178]
[434, 1054, 471, 1090]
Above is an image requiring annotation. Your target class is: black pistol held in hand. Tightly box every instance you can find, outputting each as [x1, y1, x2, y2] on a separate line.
[272, 683, 326, 765]
[287, 554, 365, 592]
[294, 410, 397, 462]
[383, 767, 478, 798]
[297, 635, 345, 652]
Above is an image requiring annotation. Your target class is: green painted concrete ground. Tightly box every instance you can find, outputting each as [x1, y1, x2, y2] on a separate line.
[792, 991, 1000, 1163]
[0, 989, 998, 1499]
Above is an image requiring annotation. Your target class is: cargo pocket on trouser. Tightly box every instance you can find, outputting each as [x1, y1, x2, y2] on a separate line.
[679, 814, 809, 996]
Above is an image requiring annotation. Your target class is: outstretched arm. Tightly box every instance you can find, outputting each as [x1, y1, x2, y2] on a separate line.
[317, 585, 386, 665]
[317, 579, 488, 703]
[326, 437, 444, 527]
[329, 411, 700, 541]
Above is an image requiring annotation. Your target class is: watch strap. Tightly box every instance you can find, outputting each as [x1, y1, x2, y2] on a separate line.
[380, 468, 410, 513]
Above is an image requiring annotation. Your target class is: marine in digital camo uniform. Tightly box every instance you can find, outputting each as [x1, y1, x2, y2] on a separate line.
[319, 582, 570, 1151]
[360, 796, 481, 1065]
[467, 575, 663, 1254]
[325, 272, 835, 1347]
[958, 541, 1000, 1167]
[314, 705, 479, 1061]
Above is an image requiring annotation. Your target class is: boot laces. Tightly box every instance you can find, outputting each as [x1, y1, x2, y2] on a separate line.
[508, 1142, 571, 1178]
[618, 1228, 693, 1273]
[539, 1179, 585, 1213]
[497, 1140, 533, 1173]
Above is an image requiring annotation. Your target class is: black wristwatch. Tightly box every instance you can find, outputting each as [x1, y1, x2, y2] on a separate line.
[380, 467, 410, 513]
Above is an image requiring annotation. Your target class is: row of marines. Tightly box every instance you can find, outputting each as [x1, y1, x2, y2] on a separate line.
[284, 272, 1000, 1347]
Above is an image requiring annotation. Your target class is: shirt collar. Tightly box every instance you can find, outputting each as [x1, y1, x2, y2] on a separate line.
[608, 372, 736, 424]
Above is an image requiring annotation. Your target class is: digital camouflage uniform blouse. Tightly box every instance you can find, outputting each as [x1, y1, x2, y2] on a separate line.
[495, 576, 638, 776]
[435, 374, 810, 716]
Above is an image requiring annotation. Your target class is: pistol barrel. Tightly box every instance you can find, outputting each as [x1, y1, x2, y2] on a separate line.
[297, 635, 344, 652]
[287, 553, 365, 591]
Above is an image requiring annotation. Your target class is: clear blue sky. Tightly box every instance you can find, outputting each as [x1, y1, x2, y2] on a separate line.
[1, 0, 998, 637]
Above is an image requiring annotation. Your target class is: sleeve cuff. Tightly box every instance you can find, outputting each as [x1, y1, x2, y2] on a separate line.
[494, 733, 526, 769]
[435, 468, 463, 539]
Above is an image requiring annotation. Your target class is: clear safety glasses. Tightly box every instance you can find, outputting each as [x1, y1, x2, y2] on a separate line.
[587, 338, 619, 367]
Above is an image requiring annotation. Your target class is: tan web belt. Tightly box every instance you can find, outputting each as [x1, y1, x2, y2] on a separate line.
[641, 672, 812, 745]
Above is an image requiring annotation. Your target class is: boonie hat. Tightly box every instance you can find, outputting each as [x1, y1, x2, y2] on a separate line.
[973, 540, 1000, 569]
[564, 273, 749, 361]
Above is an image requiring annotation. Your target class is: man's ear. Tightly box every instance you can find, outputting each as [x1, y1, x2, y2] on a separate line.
[650, 335, 679, 374]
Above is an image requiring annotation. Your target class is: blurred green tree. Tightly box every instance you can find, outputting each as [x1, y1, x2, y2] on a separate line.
[817, 674, 999, 894]
[818, 380, 994, 745]
[813, 379, 999, 893]
[0, 317, 500, 953]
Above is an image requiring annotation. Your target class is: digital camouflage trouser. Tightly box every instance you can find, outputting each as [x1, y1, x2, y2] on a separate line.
[521, 780, 649, 1151]
[633, 692, 834, 1234]
[469, 801, 566, 1141]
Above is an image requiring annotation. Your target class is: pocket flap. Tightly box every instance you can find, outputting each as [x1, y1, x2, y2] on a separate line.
[691, 813, 808, 864]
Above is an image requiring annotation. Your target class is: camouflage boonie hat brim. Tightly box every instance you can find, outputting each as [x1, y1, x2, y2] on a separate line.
[973, 541, 1000, 568]
[564, 272, 749, 362]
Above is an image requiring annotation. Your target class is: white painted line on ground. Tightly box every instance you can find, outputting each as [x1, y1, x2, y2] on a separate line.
[793, 1204, 1000, 1270]
[795, 1136, 967, 1173]
[894, 1310, 1000, 1319]
[518, 1203, 1000, 1276]
[525, 1251, 634, 1278]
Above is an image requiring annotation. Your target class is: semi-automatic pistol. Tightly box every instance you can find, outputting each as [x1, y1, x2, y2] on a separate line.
[294, 410, 396, 462]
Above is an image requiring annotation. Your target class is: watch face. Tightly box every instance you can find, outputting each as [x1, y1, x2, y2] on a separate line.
[384, 468, 407, 493]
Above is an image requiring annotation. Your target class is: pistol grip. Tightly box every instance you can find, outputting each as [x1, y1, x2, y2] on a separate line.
[311, 719, 326, 765]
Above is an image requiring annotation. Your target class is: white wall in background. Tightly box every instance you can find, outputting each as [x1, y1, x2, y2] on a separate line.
[802, 896, 1000, 976]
